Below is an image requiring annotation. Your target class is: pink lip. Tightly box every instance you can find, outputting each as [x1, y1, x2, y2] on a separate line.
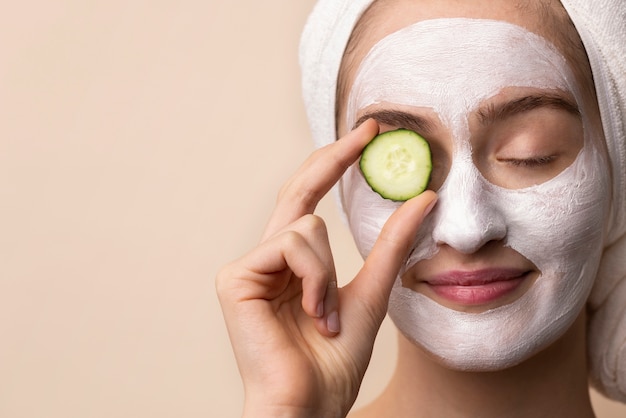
[425, 268, 528, 306]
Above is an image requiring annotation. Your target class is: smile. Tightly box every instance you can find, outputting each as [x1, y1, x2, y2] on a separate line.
[425, 268, 529, 306]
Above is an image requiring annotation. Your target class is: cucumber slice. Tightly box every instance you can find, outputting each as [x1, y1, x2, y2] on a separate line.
[359, 129, 432, 201]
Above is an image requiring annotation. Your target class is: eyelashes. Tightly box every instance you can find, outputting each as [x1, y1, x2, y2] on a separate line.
[498, 155, 557, 167]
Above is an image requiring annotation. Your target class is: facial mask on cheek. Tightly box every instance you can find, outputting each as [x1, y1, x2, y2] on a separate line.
[388, 145, 608, 370]
[342, 18, 610, 370]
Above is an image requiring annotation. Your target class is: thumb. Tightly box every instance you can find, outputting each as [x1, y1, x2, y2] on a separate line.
[348, 190, 437, 320]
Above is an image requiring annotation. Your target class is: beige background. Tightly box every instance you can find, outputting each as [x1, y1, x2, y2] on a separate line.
[1, 1, 625, 417]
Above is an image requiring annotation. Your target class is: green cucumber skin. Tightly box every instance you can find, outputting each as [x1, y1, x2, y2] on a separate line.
[359, 129, 432, 201]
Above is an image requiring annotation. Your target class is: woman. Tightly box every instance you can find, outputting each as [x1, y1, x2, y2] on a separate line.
[217, 0, 626, 416]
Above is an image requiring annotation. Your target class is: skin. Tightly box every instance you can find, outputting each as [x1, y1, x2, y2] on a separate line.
[339, 0, 600, 417]
[217, 119, 437, 417]
[217, 0, 602, 417]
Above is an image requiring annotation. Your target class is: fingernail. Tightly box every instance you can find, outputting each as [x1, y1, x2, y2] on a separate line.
[327, 311, 340, 333]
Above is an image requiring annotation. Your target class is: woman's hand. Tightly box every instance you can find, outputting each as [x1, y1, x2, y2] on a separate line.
[216, 119, 437, 417]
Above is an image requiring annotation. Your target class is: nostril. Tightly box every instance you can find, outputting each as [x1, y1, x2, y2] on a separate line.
[436, 218, 507, 254]
[431, 156, 508, 254]
[431, 193, 507, 254]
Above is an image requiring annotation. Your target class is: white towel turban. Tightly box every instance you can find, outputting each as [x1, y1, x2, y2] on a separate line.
[299, 0, 626, 402]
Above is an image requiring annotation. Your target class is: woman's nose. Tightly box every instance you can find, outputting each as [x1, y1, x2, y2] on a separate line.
[431, 160, 506, 254]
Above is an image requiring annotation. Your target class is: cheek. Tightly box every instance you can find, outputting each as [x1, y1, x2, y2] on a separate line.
[341, 137, 610, 290]
[501, 145, 609, 274]
[341, 163, 401, 258]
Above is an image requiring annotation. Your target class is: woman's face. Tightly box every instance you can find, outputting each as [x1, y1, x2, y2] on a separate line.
[338, 1, 610, 370]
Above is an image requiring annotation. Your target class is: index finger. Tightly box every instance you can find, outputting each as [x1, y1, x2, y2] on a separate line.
[262, 119, 379, 241]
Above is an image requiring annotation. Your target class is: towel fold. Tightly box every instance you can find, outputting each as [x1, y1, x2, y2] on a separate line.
[300, 0, 626, 402]
[552, 0, 626, 401]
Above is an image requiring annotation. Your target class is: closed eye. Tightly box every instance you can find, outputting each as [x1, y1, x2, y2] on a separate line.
[499, 155, 557, 167]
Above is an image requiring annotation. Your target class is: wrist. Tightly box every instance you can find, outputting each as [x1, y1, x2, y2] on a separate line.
[242, 380, 352, 418]
[242, 399, 347, 418]
[242, 403, 317, 418]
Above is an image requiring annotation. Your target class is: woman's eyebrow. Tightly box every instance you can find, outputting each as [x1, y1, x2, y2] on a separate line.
[476, 93, 580, 125]
[354, 110, 435, 136]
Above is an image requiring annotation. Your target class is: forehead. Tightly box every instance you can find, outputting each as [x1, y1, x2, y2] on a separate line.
[336, 0, 589, 134]
[349, 0, 559, 62]
[346, 18, 575, 131]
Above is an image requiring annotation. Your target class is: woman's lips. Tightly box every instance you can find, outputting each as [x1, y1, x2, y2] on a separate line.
[424, 268, 529, 306]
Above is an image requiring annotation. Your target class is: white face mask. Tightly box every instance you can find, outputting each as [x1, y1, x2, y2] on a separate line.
[342, 18, 610, 370]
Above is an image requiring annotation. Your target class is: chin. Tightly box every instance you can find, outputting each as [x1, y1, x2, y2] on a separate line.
[388, 272, 590, 374]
